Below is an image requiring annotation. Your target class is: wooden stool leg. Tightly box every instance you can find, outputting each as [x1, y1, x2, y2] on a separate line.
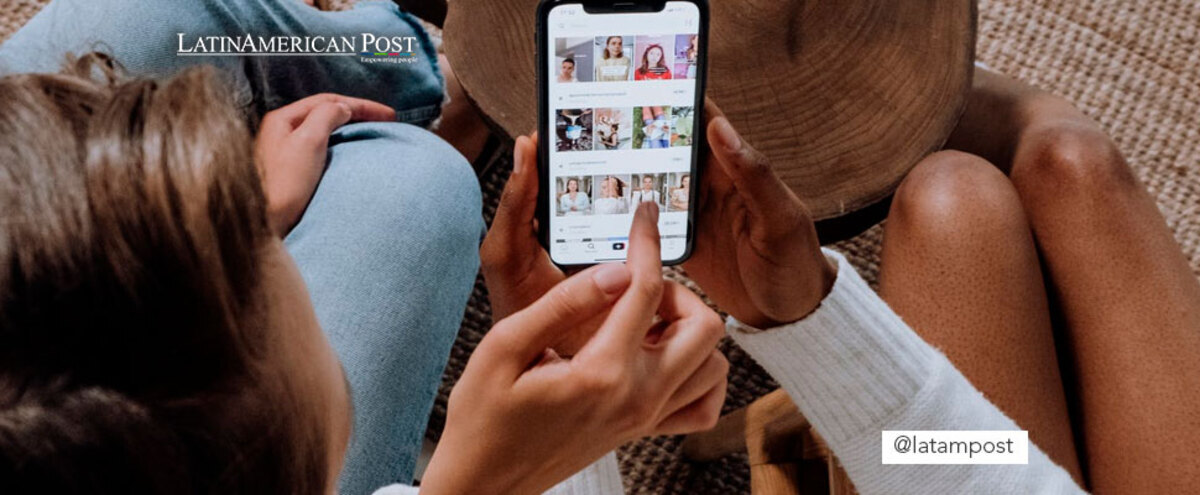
[751, 463, 802, 495]
[810, 430, 855, 495]
[828, 462, 855, 495]
[746, 390, 818, 495]
[684, 389, 859, 495]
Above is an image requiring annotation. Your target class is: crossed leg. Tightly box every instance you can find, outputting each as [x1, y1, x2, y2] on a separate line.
[1000, 79, 1200, 494]
[879, 68, 1200, 492]
[878, 151, 1084, 483]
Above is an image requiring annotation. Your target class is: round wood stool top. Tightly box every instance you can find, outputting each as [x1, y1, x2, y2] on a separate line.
[444, 1, 976, 241]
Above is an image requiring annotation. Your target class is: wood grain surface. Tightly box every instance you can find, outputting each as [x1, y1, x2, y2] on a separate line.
[444, 0, 976, 227]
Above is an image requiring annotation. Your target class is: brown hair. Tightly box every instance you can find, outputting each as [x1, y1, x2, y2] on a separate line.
[637, 44, 668, 75]
[603, 36, 625, 59]
[607, 176, 625, 198]
[0, 54, 328, 493]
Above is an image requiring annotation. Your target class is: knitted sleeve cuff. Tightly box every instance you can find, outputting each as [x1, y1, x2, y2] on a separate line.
[726, 248, 941, 444]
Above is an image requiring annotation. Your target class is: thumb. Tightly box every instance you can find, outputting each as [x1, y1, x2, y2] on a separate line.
[707, 116, 809, 238]
[484, 263, 632, 375]
[489, 135, 539, 243]
[481, 135, 541, 278]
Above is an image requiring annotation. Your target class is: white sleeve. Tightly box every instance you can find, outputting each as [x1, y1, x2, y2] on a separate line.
[727, 248, 1085, 495]
[373, 453, 622, 495]
[372, 484, 419, 495]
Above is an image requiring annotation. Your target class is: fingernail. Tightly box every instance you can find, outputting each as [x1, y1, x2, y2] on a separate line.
[512, 138, 525, 175]
[337, 102, 352, 115]
[592, 263, 631, 295]
[713, 118, 741, 153]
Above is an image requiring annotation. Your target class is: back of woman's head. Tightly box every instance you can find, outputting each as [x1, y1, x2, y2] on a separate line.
[0, 54, 327, 493]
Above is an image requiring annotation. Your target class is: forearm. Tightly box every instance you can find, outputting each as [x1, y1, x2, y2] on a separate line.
[393, 452, 620, 495]
[728, 249, 1084, 494]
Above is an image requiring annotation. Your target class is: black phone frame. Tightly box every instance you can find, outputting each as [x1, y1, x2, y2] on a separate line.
[535, 0, 709, 268]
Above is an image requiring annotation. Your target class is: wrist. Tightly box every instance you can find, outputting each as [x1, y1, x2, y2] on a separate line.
[783, 249, 838, 325]
[420, 447, 537, 495]
[420, 443, 497, 495]
[267, 214, 292, 239]
[266, 202, 300, 238]
[806, 252, 839, 313]
[740, 251, 838, 330]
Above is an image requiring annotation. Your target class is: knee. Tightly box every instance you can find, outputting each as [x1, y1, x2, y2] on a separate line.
[1011, 121, 1140, 202]
[389, 131, 482, 250]
[336, 124, 483, 256]
[890, 151, 1028, 242]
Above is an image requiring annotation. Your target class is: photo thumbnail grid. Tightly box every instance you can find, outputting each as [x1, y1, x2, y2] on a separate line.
[555, 106, 694, 153]
[554, 34, 699, 83]
[554, 173, 693, 217]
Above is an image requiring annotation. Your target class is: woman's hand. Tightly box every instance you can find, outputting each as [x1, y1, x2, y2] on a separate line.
[481, 134, 596, 353]
[425, 204, 729, 495]
[255, 94, 395, 236]
[682, 101, 837, 329]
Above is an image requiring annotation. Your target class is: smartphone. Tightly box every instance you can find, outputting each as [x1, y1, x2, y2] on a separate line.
[537, 0, 708, 267]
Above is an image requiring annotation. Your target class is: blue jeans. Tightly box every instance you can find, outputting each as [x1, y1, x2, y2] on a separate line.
[1, 2, 482, 494]
[287, 123, 481, 494]
[0, 0, 446, 125]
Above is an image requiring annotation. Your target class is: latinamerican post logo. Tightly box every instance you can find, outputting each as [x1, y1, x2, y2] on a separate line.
[176, 33, 421, 64]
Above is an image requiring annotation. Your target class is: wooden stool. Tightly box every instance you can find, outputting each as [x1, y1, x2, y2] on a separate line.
[682, 389, 855, 494]
[444, 0, 977, 241]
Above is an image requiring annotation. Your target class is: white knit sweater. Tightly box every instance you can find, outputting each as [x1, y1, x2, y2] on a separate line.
[376, 249, 1085, 494]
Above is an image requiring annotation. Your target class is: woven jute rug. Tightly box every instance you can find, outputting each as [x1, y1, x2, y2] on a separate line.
[4, 1, 1198, 493]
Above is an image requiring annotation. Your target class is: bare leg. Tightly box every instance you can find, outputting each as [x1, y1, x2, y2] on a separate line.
[879, 151, 1084, 482]
[947, 69, 1200, 492]
[942, 69, 1040, 170]
[1009, 101, 1200, 494]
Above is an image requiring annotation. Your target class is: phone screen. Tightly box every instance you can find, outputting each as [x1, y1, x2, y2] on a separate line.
[544, 2, 703, 266]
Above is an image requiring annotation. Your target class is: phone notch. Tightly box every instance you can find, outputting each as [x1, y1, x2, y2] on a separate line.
[583, 1, 666, 14]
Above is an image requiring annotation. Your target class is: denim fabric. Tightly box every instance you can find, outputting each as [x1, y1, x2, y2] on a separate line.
[286, 122, 482, 494]
[0, 0, 446, 126]
[2, 2, 481, 493]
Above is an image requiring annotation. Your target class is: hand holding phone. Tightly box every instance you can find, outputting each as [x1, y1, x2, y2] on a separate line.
[682, 101, 837, 329]
[482, 134, 591, 350]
